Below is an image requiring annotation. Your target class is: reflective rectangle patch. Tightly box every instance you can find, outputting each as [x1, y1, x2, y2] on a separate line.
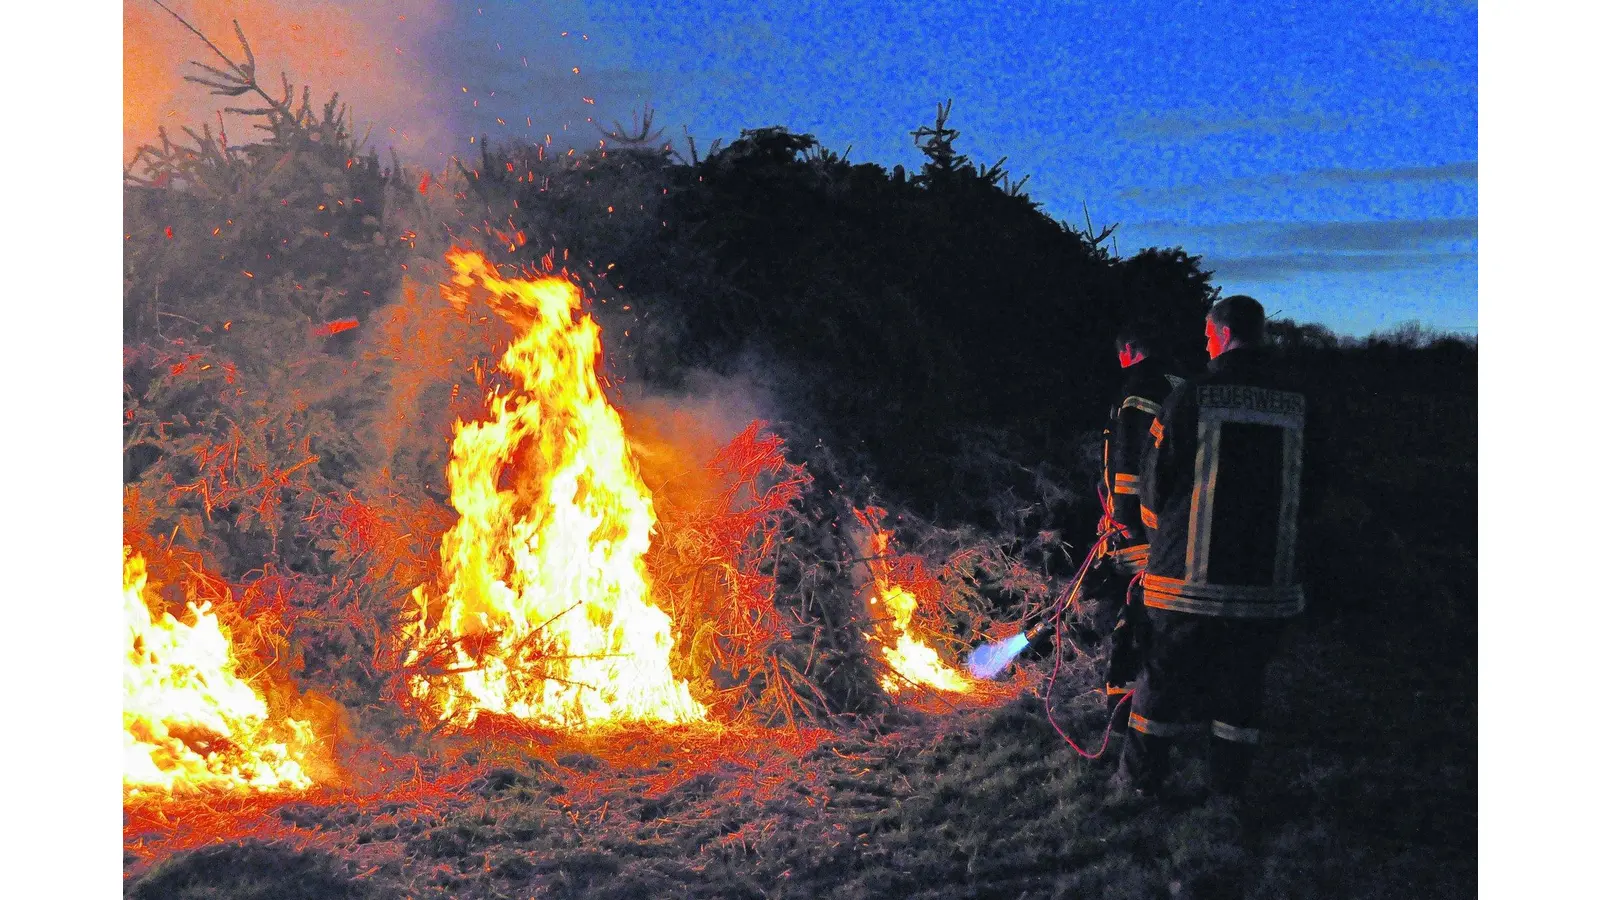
[1142, 575, 1306, 618]
[1129, 712, 1205, 738]
[1197, 385, 1305, 429]
[1275, 426, 1304, 585]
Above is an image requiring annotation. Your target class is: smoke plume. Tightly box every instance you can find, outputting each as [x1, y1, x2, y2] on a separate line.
[127, 0, 453, 165]
[126, 0, 650, 169]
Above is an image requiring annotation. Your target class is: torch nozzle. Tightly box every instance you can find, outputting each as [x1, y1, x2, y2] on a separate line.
[1024, 619, 1055, 643]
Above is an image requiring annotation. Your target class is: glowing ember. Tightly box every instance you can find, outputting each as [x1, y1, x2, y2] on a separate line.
[857, 517, 974, 695]
[405, 249, 704, 729]
[123, 547, 313, 794]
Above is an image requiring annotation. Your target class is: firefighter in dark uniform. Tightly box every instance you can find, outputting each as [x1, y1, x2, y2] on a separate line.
[1114, 295, 1306, 798]
[1089, 322, 1185, 730]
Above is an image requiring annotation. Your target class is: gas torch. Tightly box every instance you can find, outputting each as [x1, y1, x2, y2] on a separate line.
[965, 532, 1112, 679]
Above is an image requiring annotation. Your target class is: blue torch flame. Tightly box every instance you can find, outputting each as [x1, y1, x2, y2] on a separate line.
[967, 632, 1033, 680]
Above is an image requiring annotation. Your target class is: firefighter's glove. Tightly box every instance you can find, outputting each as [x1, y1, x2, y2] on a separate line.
[1098, 515, 1132, 543]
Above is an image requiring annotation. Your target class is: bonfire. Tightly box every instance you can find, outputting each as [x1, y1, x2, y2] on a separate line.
[121, 23, 1011, 884]
[402, 249, 705, 730]
[123, 547, 315, 794]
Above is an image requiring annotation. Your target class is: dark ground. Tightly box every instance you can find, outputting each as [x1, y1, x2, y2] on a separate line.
[124, 599, 1474, 899]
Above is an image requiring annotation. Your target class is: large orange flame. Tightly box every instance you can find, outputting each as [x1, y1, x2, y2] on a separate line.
[123, 547, 314, 793]
[405, 249, 704, 729]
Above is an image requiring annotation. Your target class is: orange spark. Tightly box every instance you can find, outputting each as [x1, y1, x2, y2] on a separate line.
[313, 318, 360, 337]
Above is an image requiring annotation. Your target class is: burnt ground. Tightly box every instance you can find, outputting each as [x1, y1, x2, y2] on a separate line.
[123, 612, 1474, 900]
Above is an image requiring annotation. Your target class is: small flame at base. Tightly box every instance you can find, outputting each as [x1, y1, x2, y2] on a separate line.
[853, 512, 973, 695]
[882, 631, 977, 693]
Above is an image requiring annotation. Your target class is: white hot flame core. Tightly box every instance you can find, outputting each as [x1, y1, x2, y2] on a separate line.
[123, 547, 312, 793]
[406, 250, 704, 729]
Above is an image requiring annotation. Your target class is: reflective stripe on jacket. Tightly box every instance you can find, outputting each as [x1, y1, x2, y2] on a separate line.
[1103, 359, 1185, 574]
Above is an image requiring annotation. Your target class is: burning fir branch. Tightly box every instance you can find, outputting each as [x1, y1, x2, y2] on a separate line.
[645, 422, 830, 722]
[397, 250, 707, 730]
[123, 544, 329, 795]
[401, 598, 584, 680]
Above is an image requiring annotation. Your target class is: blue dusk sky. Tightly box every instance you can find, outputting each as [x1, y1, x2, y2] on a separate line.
[121, 0, 1477, 336]
[403, 0, 1476, 338]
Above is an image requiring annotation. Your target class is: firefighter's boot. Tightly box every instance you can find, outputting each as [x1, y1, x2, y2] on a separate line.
[1206, 723, 1260, 798]
[1114, 729, 1171, 798]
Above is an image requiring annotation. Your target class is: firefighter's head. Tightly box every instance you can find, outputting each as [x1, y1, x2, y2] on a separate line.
[1206, 295, 1265, 359]
[1113, 321, 1160, 368]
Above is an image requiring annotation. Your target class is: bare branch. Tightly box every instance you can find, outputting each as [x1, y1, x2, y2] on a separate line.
[148, 0, 242, 72]
[233, 19, 256, 75]
[598, 106, 663, 146]
[1081, 201, 1118, 248]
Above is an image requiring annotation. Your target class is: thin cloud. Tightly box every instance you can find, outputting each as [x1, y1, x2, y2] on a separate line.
[1365, 38, 1457, 74]
[1207, 250, 1476, 281]
[1307, 162, 1476, 183]
[1130, 217, 1477, 251]
[1118, 161, 1475, 202]
[1118, 109, 1355, 142]
[1412, 0, 1477, 19]
[1275, 218, 1477, 252]
[1121, 217, 1477, 281]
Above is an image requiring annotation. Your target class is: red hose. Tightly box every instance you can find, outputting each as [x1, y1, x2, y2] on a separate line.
[1038, 541, 1140, 760]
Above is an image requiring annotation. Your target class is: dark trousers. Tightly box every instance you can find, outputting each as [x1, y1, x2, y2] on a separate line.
[1090, 574, 1149, 730]
[1120, 609, 1285, 794]
[1104, 577, 1149, 687]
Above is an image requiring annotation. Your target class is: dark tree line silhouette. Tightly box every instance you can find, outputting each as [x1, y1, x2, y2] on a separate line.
[450, 114, 1216, 523]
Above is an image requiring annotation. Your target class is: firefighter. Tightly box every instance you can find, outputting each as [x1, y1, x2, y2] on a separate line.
[1087, 321, 1185, 731]
[1113, 295, 1307, 799]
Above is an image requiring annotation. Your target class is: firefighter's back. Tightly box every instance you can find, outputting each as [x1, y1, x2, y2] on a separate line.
[1142, 346, 1306, 620]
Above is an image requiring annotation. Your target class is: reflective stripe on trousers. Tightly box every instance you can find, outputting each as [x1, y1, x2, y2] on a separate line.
[1210, 720, 1261, 744]
[1128, 712, 1206, 738]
